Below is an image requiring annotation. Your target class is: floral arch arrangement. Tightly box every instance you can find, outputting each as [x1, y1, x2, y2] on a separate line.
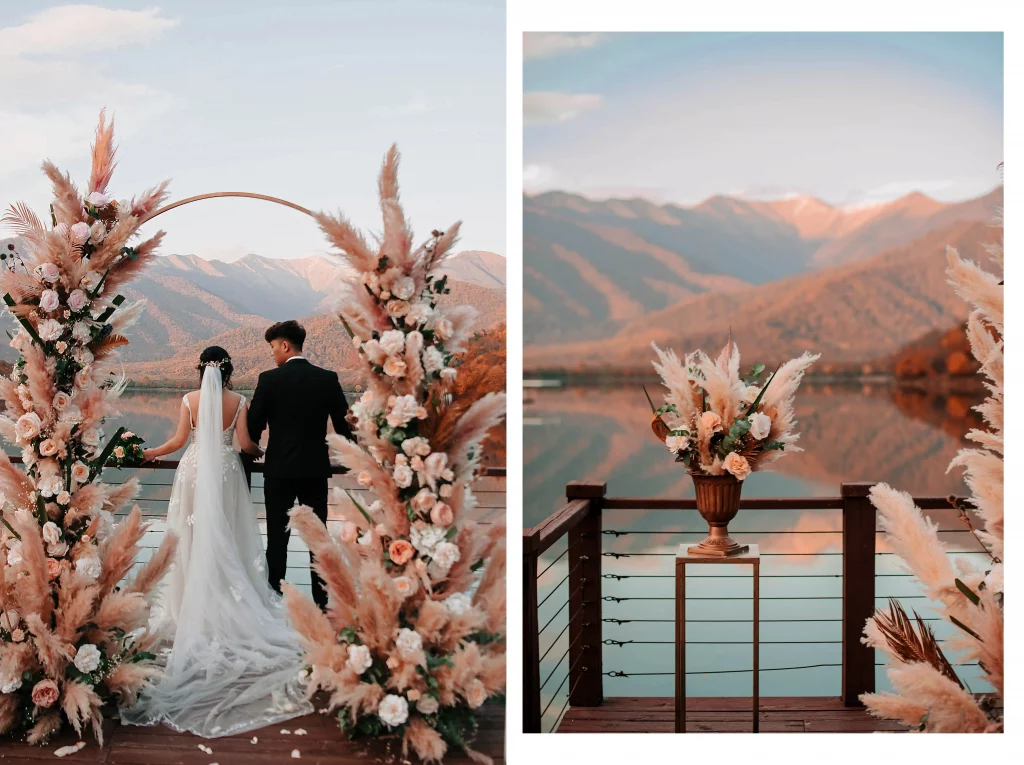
[0, 112, 179, 744]
[282, 147, 507, 763]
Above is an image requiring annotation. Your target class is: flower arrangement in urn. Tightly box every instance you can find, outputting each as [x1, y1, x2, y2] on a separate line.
[282, 146, 506, 763]
[649, 339, 818, 556]
[0, 112, 177, 745]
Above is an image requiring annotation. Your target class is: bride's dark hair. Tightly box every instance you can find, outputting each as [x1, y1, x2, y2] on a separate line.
[197, 346, 233, 389]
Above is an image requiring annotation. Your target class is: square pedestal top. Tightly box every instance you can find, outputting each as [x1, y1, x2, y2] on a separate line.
[677, 543, 760, 563]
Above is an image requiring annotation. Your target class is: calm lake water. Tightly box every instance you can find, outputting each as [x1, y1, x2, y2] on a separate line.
[526, 381, 990, 725]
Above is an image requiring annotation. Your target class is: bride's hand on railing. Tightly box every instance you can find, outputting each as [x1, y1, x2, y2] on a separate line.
[142, 448, 159, 463]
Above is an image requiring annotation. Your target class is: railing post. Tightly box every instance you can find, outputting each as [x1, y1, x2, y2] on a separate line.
[842, 482, 877, 706]
[567, 481, 605, 707]
[523, 528, 542, 733]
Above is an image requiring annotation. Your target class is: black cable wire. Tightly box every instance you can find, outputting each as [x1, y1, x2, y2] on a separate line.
[605, 663, 842, 677]
[538, 547, 569, 578]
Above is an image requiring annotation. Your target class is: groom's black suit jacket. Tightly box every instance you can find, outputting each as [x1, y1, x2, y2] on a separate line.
[247, 358, 352, 478]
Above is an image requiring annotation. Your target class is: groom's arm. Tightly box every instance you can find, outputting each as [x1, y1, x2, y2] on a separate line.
[248, 371, 271, 445]
[328, 371, 353, 441]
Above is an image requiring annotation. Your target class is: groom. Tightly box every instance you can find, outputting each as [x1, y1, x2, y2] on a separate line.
[247, 320, 352, 611]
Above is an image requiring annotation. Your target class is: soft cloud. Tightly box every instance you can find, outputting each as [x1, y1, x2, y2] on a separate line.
[524, 91, 603, 126]
[0, 5, 178, 183]
[0, 4, 178, 56]
[852, 179, 955, 205]
[523, 163, 558, 192]
[523, 32, 605, 61]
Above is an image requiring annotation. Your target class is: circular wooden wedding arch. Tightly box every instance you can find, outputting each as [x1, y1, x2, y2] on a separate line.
[141, 191, 316, 225]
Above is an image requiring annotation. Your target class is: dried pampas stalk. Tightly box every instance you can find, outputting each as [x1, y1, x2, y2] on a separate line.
[128, 532, 178, 597]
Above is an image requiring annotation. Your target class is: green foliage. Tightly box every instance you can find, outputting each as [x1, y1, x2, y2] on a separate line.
[717, 417, 751, 458]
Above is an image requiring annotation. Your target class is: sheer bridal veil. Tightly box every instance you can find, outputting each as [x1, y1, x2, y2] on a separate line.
[122, 366, 312, 736]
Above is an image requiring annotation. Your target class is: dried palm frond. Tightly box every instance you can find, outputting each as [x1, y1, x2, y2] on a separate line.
[1, 202, 47, 248]
[870, 598, 961, 687]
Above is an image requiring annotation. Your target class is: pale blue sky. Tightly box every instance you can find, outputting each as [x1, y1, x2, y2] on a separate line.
[1, 1, 505, 260]
[524, 32, 1003, 206]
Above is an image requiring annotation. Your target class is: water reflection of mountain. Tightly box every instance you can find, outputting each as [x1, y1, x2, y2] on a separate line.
[525, 383, 970, 526]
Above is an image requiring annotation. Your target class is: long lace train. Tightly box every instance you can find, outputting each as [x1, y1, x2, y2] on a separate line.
[121, 367, 312, 736]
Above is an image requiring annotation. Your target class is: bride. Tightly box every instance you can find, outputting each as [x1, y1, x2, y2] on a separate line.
[120, 346, 313, 737]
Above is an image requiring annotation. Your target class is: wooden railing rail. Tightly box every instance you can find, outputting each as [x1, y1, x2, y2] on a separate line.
[525, 480, 967, 733]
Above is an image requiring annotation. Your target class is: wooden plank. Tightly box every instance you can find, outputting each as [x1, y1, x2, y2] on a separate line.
[531, 499, 590, 555]
[523, 528, 542, 733]
[582, 696, 851, 712]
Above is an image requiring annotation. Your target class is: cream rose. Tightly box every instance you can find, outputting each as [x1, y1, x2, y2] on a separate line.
[393, 464, 413, 488]
[430, 541, 460, 573]
[39, 438, 58, 457]
[395, 628, 422, 659]
[386, 395, 420, 428]
[75, 368, 92, 389]
[405, 302, 432, 327]
[79, 270, 101, 291]
[55, 491, 70, 506]
[723, 452, 752, 481]
[665, 434, 689, 453]
[72, 321, 93, 343]
[421, 346, 444, 374]
[393, 575, 417, 599]
[73, 643, 101, 673]
[360, 338, 387, 365]
[9, 629, 24, 644]
[387, 300, 410, 319]
[346, 644, 373, 675]
[401, 437, 431, 457]
[749, 412, 771, 441]
[701, 411, 723, 433]
[75, 556, 102, 580]
[89, 221, 106, 244]
[392, 276, 416, 301]
[378, 329, 406, 357]
[416, 695, 439, 715]
[15, 412, 42, 442]
[38, 319, 63, 342]
[42, 521, 61, 546]
[443, 592, 472, 616]
[377, 695, 409, 728]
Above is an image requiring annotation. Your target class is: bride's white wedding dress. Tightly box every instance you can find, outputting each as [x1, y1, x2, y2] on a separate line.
[121, 366, 313, 737]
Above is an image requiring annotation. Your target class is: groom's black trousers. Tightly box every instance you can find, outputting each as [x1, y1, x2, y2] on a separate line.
[263, 476, 329, 611]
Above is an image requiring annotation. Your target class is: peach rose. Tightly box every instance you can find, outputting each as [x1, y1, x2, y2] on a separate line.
[46, 557, 61, 579]
[406, 688, 421, 702]
[70, 461, 90, 484]
[338, 522, 359, 544]
[11, 628, 25, 643]
[31, 679, 59, 708]
[723, 452, 752, 481]
[430, 502, 454, 527]
[53, 391, 71, 411]
[388, 539, 414, 566]
[466, 678, 487, 709]
[39, 438, 58, 457]
[393, 575, 417, 599]
[383, 357, 407, 378]
[701, 411, 723, 433]
[411, 488, 437, 514]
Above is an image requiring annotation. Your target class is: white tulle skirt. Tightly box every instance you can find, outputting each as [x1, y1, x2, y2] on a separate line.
[121, 385, 312, 737]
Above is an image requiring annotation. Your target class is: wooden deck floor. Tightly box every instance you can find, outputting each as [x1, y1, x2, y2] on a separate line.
[0, 702, 504, 763]
[557, 697, 907, 733]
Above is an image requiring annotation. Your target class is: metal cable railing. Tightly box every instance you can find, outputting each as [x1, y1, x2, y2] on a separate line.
[525, 482, 989, 734]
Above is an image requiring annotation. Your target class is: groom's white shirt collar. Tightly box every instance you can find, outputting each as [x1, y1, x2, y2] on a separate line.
[287, 356, 306, 362]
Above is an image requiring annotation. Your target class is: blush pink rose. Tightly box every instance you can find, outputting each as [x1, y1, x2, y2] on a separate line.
[388, 539, 414, 566]
[31, 679, 59, 708]
[40, 262, 60, 283]
[430, 502, 454, 527]
[39, 290, 60, 312]
[67, 289, 88, 313]
[46, 558, 61, 579]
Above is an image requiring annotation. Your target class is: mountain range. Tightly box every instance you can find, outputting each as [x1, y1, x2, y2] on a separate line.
[524, 186, 1002, 371]
[0, 248, 505, 386]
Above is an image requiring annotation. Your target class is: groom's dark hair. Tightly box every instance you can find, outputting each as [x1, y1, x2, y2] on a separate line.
[265, 319, 306, 350]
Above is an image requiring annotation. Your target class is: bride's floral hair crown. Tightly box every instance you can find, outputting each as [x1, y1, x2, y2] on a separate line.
[197, 358, 229, 369]
[197, 346, 234, 386]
